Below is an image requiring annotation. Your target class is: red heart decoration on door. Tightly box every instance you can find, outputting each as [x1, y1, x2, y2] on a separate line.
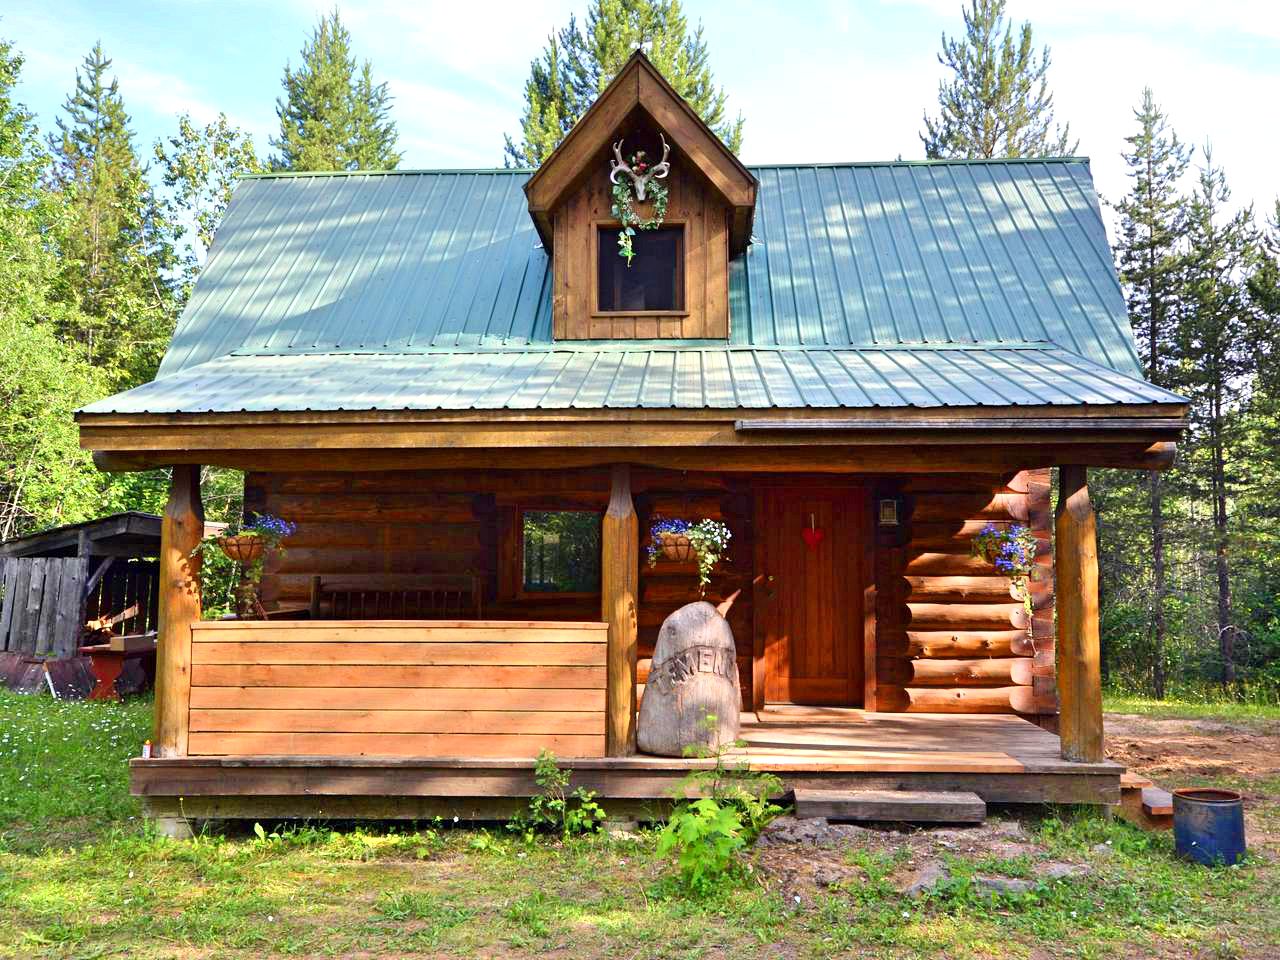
[801, 527, 825, 550]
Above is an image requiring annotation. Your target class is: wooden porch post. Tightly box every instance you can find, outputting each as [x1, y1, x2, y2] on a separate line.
[155, 465, 203, 758]
[602, 463, 638, 756]
[1055, 465, 1103, 763]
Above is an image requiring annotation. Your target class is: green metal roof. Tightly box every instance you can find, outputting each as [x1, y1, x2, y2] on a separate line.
[86, 158, 1171, 416]
[82, 344, 1181, 415]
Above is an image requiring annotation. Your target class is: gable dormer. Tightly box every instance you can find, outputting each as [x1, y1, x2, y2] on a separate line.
[525, 52, 756, 340]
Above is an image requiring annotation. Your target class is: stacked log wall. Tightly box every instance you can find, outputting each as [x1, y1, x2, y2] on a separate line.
[247, 469, 755, 704]
[876, 469, 1057, 718]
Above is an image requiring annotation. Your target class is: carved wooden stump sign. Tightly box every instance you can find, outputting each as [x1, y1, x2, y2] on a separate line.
[637, 593, 740, 756]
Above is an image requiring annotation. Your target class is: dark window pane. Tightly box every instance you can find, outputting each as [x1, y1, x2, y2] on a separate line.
[521, 510, 601, 593]
[597, 226, 683, 312]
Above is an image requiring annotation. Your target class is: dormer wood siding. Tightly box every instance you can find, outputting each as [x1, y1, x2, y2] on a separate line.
[551, 130, 732, 340]
[524, 52, 757, 342]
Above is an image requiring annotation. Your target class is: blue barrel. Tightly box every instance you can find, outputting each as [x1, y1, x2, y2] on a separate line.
[1173, 788, 1246, 866]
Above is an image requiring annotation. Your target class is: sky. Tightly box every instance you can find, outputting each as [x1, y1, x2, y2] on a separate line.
[4, 0, 1278, 234]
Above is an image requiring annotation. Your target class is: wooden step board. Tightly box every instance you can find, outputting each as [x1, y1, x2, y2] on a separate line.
[1118, 775, 1173, 831]
[1141, 787, 1173, 817]
[793, 788, 986, 824]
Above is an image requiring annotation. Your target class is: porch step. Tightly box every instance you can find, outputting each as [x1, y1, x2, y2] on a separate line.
[793, 788, 986, 824]
[1142, 787, 1173, 817]
[1117, 774, 1173, 831]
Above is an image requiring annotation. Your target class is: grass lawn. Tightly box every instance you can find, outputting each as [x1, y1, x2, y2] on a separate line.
[0, 690, 1277, 959]
[1104, 692, 1280, 725]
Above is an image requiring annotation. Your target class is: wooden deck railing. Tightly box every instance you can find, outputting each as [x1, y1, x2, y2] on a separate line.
[173, 620, 608, 758]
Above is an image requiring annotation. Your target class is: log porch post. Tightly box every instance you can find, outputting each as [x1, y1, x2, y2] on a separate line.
[155, 465, 203, 758]
[602, 463, 638, 756]
[1055, 465, 1103, 763]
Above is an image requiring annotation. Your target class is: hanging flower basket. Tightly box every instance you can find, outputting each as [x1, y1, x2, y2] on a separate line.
[647, 517, 732, 594]
[658, 531, 694, 563]
[217, 533, 265, 566]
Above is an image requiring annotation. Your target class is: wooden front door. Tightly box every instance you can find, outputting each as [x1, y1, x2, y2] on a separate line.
[755, 487, 867, 706]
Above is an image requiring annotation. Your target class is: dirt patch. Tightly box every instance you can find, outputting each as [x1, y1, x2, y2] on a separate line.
[753, 814, 1079, 902]
[1106, 713, 1280, 783]
[1106, 711, 1280, 851]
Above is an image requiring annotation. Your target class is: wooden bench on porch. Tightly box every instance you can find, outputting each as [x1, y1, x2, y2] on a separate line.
[308, 573, 483, 620]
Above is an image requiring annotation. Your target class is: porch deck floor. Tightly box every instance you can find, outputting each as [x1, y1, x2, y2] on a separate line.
[131, 711, 1123, 819]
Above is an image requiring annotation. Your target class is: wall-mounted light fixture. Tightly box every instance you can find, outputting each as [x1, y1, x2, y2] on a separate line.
[878, 498, 900, 527]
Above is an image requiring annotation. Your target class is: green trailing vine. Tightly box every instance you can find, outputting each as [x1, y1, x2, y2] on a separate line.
[611, 175, 669, 266]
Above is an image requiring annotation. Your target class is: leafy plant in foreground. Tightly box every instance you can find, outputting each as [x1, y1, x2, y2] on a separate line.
[508, 749, 604, 841]
[657, 714, 785, 895]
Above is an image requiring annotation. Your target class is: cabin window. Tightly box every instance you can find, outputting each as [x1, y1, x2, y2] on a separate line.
[521, 510, 602, 594]
[596, 226, 684, 313]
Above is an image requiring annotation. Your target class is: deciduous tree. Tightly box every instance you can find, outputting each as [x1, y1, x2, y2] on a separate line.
[155, 112, 262, 296]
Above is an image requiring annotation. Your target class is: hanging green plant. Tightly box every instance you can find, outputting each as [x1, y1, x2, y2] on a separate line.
[608, 136, 671, 266]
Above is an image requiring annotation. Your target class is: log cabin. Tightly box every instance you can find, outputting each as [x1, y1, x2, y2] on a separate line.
[77, 53, 1186, 831]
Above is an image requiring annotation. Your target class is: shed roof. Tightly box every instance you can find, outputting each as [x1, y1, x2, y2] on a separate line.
[86, 157, 1166, 417]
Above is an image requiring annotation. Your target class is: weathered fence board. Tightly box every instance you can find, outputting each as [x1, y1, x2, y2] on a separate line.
[0, 557, 91, 656]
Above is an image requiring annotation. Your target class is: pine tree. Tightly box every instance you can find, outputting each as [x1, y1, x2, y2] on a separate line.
[921, 0, 1076, 159]
[503, 32, 578, 169]
[155, 112, 262, 297]
[47, 42, 177, 388]
[504, 0, 743, 167]
[271, 9, 400, 171]
[1177, 152, 1258, 688]
[1112, 88, 1190, 698]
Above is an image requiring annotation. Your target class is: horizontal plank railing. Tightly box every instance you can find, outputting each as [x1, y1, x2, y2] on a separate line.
[183, 620, 608, 759]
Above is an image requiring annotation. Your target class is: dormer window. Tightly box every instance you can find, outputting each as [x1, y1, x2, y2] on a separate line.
[596, 226, 684, 314]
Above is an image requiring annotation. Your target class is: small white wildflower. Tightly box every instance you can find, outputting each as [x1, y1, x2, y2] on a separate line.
[902, 911, 910, 919]
[453, 816, 459, 823]
[267, 915, 274, 922]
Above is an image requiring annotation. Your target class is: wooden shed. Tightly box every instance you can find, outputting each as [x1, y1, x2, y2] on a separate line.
[76, 54, 1186, 829]
[0, 512, 169, 660]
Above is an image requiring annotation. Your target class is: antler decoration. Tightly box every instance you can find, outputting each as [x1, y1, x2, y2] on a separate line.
[609, 133, 671, 201]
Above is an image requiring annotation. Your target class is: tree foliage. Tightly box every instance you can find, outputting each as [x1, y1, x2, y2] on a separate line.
[1096, 93, 1276, 698]
[0, 39, 113, 537]
[271, 9, 401, 172]
[46, 43, 178, 389]
[505, 0, 743, 167]
[155, 113, 262, 295]
[921, 0, 1076, 159]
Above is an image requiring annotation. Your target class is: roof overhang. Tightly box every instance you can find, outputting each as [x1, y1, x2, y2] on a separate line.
[79, 404, 1187, 475]
[523, 51, 757, 255]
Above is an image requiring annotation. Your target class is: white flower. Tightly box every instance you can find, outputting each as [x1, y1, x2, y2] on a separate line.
[902, 911, 910, 919]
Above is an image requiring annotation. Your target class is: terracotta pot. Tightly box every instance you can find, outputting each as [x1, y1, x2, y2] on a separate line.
[218, 534, 265, 566]
[658, 531, 694, 563]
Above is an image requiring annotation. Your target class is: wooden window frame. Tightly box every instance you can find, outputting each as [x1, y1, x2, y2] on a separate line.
[591, 219, 689, 318]
[514, 505, 604, 602]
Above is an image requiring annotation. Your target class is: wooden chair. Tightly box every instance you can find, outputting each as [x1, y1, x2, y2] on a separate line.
[308, 573, 483, 620]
